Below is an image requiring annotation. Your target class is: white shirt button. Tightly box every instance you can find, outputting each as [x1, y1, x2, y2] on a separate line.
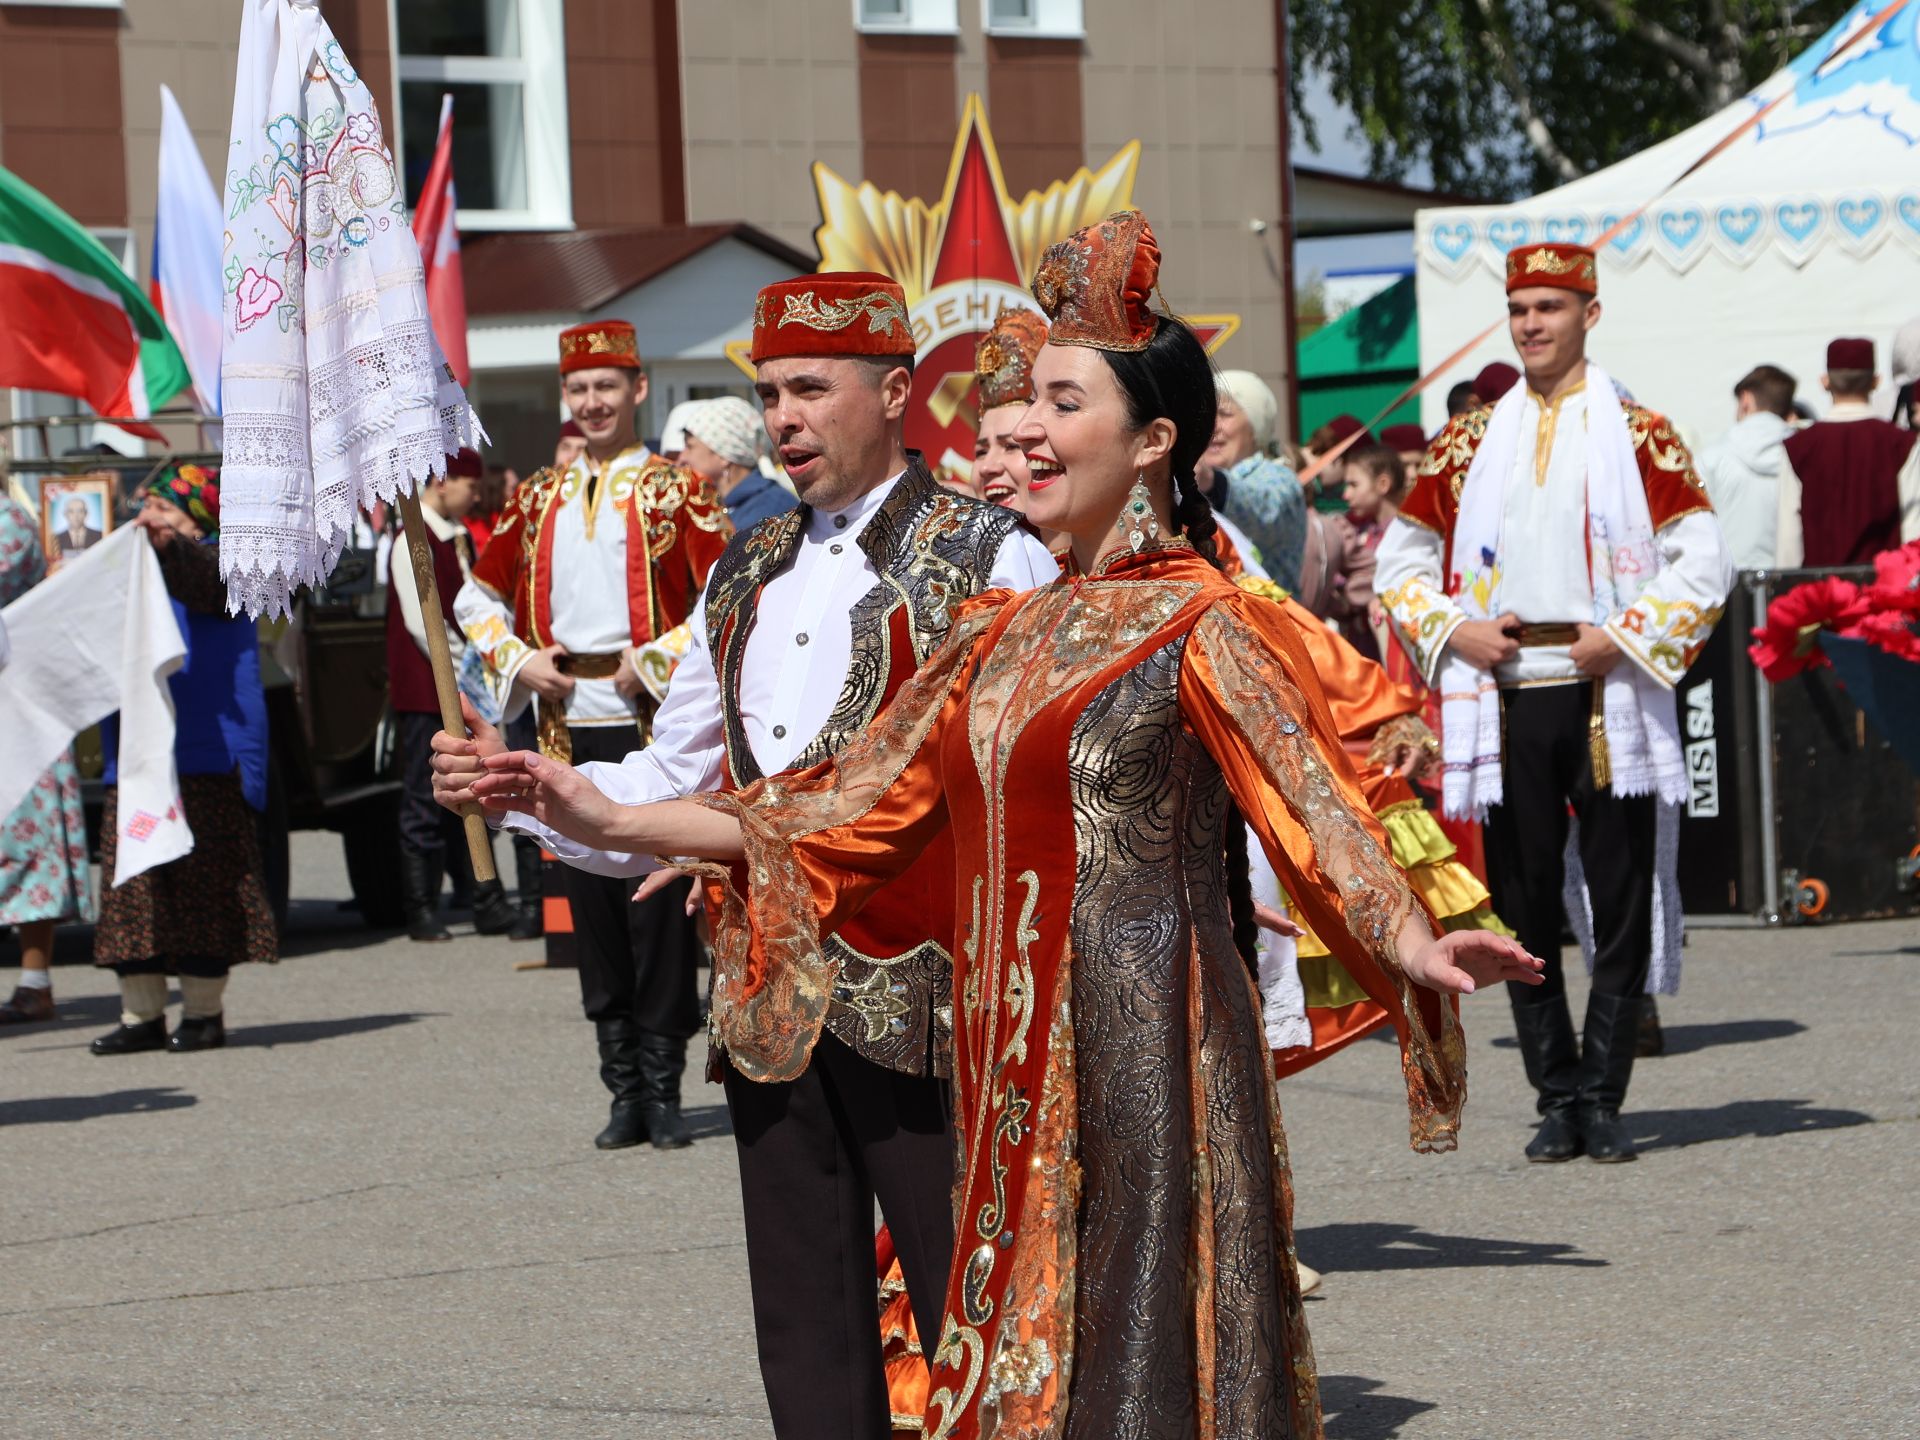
[772, 724, 787, 739]
[830, 543, 844, 555]
[834, 515, 848, 529]
[796, 633, 809, 646]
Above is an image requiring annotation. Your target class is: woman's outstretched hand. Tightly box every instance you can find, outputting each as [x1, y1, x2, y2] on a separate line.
[1403, 930, 1543, 996]
[471, 750, 623, 851]
[1251, 901, 1307, 938]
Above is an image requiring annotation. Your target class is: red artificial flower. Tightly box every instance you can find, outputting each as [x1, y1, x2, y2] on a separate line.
[1865, 539, 1920, 604]
[1748, 575, 1870, 681]
[1849, 610, 1920, 663]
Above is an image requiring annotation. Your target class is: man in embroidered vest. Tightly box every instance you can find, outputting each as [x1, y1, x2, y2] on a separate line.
[1376, 242, 1732, 1165]
[388, 450, 519, 944]
[1776, 336, 1920, 567]
[434, 273, 1055, 1438]
[452, 319, 733, 1152]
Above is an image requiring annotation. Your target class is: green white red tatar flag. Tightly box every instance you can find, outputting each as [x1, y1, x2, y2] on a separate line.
[0, 164, 191, 422]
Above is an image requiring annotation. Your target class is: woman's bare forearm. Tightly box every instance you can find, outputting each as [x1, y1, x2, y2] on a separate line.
[604, 798, 745, 861]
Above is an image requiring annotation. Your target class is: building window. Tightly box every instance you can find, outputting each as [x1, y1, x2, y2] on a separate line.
[853, 0, 959, 35]
[982, 0, 1083, 38]
[394, 0, 571, 231]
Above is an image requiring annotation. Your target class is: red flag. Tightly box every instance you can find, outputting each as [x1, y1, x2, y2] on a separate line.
[411, 94, 470, 387]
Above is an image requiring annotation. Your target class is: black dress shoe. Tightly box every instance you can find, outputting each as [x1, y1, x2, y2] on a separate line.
[1525, 1110, 1585, 1162]
[168, 1013, 226, 1052]
[91, 1017, 169, 1055]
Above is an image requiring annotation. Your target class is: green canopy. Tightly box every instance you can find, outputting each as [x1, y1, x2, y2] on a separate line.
[1297, 273, 1419, 438]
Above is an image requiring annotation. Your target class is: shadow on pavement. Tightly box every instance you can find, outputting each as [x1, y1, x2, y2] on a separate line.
[1491, 1017, 1806, 1055]
[1630, 1097, 1872, 1152]
[233, 1012, 438, 1048]
[0, 991, 123, 1039]
[0, 1086, 197, 1127]
[681, 1103, 734, 1142]
[1319, 1373, 1440, 1439]
[1296, 1222, 1606, 1272]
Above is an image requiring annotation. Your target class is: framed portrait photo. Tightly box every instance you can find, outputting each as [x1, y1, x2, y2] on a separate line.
[39, 473, 116, 574]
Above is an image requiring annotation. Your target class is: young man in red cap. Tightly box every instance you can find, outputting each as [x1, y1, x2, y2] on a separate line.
[435, 274, 1055, 1438]
[1377, 242, 1732, 1164]
[453, 319, 733, 1152]
[1776, 337, 1920, 566]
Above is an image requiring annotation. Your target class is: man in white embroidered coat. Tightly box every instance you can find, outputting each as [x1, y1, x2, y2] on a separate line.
[453, 319, 733, 1152]
[1376, 242, 1733, 1164]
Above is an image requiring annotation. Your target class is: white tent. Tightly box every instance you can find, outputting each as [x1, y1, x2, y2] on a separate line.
[1414, 0, 1920, 440]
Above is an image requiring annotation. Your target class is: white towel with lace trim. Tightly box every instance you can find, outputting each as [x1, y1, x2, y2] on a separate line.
[219, 0, 481, 619]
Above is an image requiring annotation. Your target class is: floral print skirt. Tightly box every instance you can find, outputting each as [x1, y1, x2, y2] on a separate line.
[0, 751, 95, 926]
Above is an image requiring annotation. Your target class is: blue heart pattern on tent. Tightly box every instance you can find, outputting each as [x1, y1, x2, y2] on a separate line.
[1835, 194, 1885, 244]
[1486, 216, 1532, 254]
[1715, 204, 1763, 245]
[1656, 206, 1707, 259]
[1431, 221, 1476, 265]
[1543, 216, 1589, 245]
[1898, 194, 1920, 244]
[1774, 198, 1825, 247]
[1598, 211, 1648, 260]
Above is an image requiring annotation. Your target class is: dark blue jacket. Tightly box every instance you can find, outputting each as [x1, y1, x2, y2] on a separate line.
[722, 469, 798, 531]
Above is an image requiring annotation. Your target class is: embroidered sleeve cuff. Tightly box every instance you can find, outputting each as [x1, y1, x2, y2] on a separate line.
[1380, 575, 1466, 684]
[1606, 597, 1722, 689]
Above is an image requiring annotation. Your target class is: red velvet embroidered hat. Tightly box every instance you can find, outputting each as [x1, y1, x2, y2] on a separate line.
[1030, 209, 1161, 352]
[750, 272, 915, 364]
[975, 309, 1049, 411]
[1505, 242, 1599, 296]
[559, 320, 642, 373]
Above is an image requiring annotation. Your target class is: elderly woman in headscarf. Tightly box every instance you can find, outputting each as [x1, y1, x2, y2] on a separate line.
[1198, 368, 1308, 590]
[89, 464, 274, 1056]
[679, 395, 796, 531]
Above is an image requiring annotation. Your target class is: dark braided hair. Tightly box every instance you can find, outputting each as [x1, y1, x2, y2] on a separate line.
[1101, 317, 1260, 976]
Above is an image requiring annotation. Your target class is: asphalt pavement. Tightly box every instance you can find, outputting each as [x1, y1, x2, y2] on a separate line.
[2, 832, 1916, 1438]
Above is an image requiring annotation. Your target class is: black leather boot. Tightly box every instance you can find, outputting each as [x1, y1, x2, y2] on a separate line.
[1577, 991, 1643, 1163]
[593, 1017, 649, 1150]
[91, 1016, 169, 1055]
[403, 846, 451, 943]
[637, 1030, 692, 1151]
[509, 838, 544, 942]
[1510, 996, 1583, 1162]
[168, 1013, 226, 1052]
[1636, 995, 1665, 1057]
[470, 878, 519, 936]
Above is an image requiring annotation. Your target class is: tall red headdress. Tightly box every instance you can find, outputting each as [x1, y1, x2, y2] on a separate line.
[1030, 210, 1161, 352]
[974, 308, 1049, 411]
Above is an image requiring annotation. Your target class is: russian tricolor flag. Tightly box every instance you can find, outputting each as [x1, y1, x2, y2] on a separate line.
[151, 84, 223, 416]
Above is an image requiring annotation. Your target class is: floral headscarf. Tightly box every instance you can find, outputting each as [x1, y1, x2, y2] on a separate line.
[148, 462, 221, 536]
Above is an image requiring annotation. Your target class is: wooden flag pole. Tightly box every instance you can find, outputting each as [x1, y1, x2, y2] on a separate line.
[396, 488, 497, 884]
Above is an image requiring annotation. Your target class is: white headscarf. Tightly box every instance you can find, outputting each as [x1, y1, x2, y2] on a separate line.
[658, 400, 702, 456]
[684, 396, 765, 469]
[220, 0, 480, 619]
[1217, 369, 1279, 450]
[1891, 317, 1920, 388]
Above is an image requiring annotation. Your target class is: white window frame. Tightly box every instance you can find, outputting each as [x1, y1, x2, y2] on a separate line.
[389, 0, 573, 232]
[852, 0, 959, 36]
[981, 0, 1083, 39]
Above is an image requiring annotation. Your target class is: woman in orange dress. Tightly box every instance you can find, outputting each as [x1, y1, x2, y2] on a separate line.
[470, 212, 1539, 1440]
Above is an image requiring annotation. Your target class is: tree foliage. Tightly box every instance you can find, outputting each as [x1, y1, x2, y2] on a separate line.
[1291, 0, 1857, 199]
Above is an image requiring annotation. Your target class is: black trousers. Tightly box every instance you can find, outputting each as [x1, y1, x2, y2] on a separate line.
[724, 1035, 954, 1440]
[1484, 682, 1657, 1005]
[398, 710, 465, 863]
[561, 724, 701, 1038]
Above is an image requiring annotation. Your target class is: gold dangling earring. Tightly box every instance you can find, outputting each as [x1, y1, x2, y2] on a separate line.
[1118, 471, 1160, 553]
